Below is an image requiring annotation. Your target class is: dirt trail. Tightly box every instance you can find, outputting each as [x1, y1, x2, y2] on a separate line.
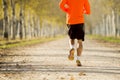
[0, 37, 120, 80]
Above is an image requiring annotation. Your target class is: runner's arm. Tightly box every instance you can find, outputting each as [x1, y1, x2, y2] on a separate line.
[84, 0, 90, 14]
[59, 0, 69, 13]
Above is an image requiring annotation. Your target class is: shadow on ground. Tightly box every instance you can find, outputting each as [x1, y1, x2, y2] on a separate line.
[0, 62, 120, 74]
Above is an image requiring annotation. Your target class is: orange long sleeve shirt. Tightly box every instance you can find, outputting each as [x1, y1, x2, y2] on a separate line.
[59, 0, 90, 24]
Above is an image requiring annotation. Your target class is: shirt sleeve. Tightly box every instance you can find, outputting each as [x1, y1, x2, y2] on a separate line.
[84, 0, 91, 14]
[59, 0, 69, 13]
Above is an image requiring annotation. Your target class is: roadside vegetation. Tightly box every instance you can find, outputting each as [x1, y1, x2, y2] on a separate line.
[87, 35, 120, 44]
[0, 35, 65, 49]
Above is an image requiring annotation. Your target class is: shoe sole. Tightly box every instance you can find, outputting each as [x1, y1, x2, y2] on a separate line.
[68, 49, 75, 60]
[76, 60, 82, 66]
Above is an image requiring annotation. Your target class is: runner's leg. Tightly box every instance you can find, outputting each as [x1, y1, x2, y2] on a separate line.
[77, 39, 83, 56]
[69, 39, 75, 49]
[76, 39, 83, 66]
[68, 39, 75, 60]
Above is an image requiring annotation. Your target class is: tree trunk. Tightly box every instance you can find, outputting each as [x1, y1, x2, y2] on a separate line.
[108, 14, 112, 36]
[102, 16, 106, 36]
[116, 13, 120, 37]
[27, 12, 31, 39]
[36, 17, 40, 37]
[11, 0, 16, 40]
[111, 10, 116, 37]
[19, 0, 23, 40]
[2, 0, 9, 40]
[118, 15, 120, 37]
[24, 23, 27, 39]
[106, 15, 109, 36]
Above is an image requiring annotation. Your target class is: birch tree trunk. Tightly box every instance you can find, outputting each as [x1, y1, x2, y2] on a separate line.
[106, 15, 109, 36]
[33, 17, 36, 38]
[24, 22, 27, 39]
[11, 0, 16, 40]
[2, 0, 9, 40]
[115, 13, 120, 37]
[102, 16, 106, 36]
[27, 12, 31, 39]
[117, 15, 120, 37]
[111, 11, 116, 37]
[37, 18, 40, 37]
[19, 0, 23, 39]
[108, 14, 112, 36]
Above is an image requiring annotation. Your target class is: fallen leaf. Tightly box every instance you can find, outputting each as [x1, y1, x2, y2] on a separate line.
[61, 77, 65, 80]
[79, 72, 86, 76]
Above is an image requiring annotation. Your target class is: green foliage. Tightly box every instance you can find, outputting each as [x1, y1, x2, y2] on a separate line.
[0, 35, 65, 49]
[18, 0, 64, 23]
[88, 35, 120, 44]
[0, 0, 65, 23]
[0, 0, 3, 19]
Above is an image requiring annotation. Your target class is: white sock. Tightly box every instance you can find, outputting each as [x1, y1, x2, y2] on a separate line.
[71, 45, 75, 49]
[69, 40, 75, 49]
[77, 56, 80, 60]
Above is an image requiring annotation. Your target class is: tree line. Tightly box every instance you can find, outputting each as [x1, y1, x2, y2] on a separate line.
[1, 0, 119, 41]
[86, 0, 120, 37]
[0, 0, 66, 41]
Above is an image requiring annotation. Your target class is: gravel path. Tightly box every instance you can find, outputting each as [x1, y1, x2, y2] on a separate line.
[0, 37, 120, 80]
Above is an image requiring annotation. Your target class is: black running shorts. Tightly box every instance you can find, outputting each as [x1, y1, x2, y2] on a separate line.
[67, 23, 85, 41]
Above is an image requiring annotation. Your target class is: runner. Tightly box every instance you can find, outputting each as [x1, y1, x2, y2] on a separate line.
[59, 0, 91, 66]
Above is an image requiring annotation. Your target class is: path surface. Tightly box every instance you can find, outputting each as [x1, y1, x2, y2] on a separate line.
[0, 37, 120, 80]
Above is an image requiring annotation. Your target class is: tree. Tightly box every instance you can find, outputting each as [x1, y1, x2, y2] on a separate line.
[19, 0, 24, 39]
[2, 0, 9, 40]
[10, 0, 16, 40]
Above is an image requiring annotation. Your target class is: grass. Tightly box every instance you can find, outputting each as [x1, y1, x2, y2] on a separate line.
[87, 35, 120, 43]
[0, 35, 65, 49]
